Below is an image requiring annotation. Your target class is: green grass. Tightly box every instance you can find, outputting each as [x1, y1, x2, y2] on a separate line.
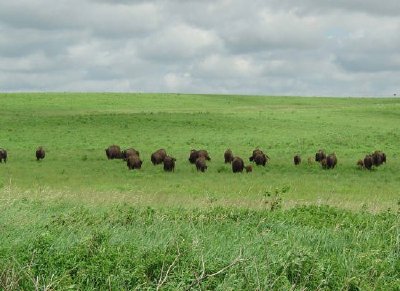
[0, 93, 399, 289]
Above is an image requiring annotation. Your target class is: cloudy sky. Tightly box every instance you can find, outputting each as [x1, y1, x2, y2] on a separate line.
[0, 0, 399, 96]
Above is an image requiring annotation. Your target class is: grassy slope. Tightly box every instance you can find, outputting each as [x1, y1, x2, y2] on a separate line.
[0, 93, 399, 210]
[0, 93, 399, 289]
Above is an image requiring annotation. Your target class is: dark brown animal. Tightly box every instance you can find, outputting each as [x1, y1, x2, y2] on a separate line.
[105, 145, 123, 159]
[122, 148, 140, 160]
[195, 157, 207, 172]
[36, 146, 45, 161]
[0, 148, 7, 163]
[127, 155, 142, 170]
[363, 155, 373, 170]
[326, 153, 337, 169]
[254, 153, 267, 166]
[249, 149, 264, 162]
[372, 150, 386, 166]
[356, 159, 364, 168]
[151, 149, 167, 165]
[231, 157, 244, 173]
[224, 149, 234, 164]
[315, 149, 326, 162]
[189, 149, 211, 164]
[321, 158, 327, 169]
[245, 165, 253, 173]
[293, 155, 301, 165]
[163, 156, 176, 172]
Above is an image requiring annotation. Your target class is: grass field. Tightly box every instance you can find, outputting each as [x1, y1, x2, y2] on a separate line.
[0, 93, 399, 289]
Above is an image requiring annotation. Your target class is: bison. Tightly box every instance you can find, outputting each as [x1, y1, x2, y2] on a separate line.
[326, 153, 337, 169]
[36, 146, 45, 161]
[293, 155, 301, 165]
[363, 155, 373, 170]
[315, 149, 326, 162]
[105, 145, 123, 160]
[245, 165, 253, 173]
[224, 149, 234, 164]
[189, 149, 211, 164]
[231, 157, 244, 173]
[254, 153, 267, 166]
[163, 156, 176, 172]
[372, 150, 386, 167]
[122, 148, 140, 160]
[249, 149, 264, 162]
[151, 149, 167, 165]
[195, 157, 207, 172]
[127, 155, 142, 170]
[0, 148, 7, 163]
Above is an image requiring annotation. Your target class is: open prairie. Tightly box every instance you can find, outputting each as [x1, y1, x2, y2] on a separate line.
[0, 93, 399, 289]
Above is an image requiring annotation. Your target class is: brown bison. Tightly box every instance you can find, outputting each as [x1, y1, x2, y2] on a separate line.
[36, 146, 45, 161]
[0, 148, 7, 163]
[151, 149, 167, 165]
[372, 150, 386, 167]
[315, 149, 326, 162]
[122, 148, 140, 160]
[321, 158, 328, 169]
[195, 157, 207, 172]
[105, 145, 123, 159]
[293, 155, 301, 165]
[189, 149, 211, 164]
[127, 155, 142, 170]
[356, 159, 364, 169]
[224, 149, 234, 164]
[231, 157, 244, 173]
[163, 156, 176, 172]
[249, 149, 265, 162]
[326, 153, 337, 169]
[254, 153, 268, 166]
[245, 165, 253, 173]
[363, 155, 373, 170]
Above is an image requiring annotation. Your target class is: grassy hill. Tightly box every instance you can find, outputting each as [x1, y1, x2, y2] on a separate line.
[0, 93, 399, 289]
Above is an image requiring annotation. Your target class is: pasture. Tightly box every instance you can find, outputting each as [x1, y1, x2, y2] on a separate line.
[0, 93, 399, 289]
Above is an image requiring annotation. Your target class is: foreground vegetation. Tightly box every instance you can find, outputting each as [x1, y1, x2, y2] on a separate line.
[0, 93, 399, 289]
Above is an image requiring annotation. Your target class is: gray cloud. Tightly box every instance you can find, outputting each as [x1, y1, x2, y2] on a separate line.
[0, 0, 399, 96]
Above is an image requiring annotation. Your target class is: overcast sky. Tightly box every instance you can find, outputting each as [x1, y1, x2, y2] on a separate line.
[1, 0, 399, 96]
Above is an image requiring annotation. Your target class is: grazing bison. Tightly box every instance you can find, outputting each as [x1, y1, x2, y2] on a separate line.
[326, 153, 337, 169]
[127, 155, 142, 170]
[372, 150, 386, 167]
[195, 157, 207, 172]
[356, 159, 364, 169]
[254, 153, 268, 166]
[245, 165, 253, 173]
[151, 149, 167, 165]
[224, 149, 234, 164]
[189, 149, 211, 164]
[122, 148, 140, 160]
[0, 148, 7, 163]
[231, 157, 244, 173]
[105, 145, 122, 160]
[249, 149, 264, 162]
[293, 155, 301, 165]
[315, 149, 326, 162]
[36, 146, 45, 161]
[163, 156, 176, 172]
[363, 155, 373, 170]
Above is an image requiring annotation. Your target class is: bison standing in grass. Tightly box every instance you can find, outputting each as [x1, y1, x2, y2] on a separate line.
[195, 157, 207, 172]
[363, 155, 373, 170]
[293, 155, 301, 165]
[189, 149, 211, 164]
[122, 148, 140, 161]
[151, 149, 167, 165]
[231, 157, 244, 173]
[105, 145, 123, 160]
[249, 149, 269, 166]
[372, 150, 386, 167]
[315, 149, 326, 163]
[356, 159, 364, 169]
[326, 153, 337, 169]
[127, 155, 142, 170]
[36, 146, 45, 161]
[224, 149, 234, 164]
[163, 156, 176, 172]
[245, 165, 253, 173]
[0, 148, 7, 163]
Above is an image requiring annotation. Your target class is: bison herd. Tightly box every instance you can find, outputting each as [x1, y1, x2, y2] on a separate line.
[0, 145, 388, 173]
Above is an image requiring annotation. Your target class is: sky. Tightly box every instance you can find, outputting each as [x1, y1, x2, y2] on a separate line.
[0, 0, 399, 96]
